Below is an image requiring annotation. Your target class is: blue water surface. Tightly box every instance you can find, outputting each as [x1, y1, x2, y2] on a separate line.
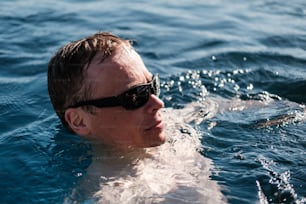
[0, 0, 306, 203]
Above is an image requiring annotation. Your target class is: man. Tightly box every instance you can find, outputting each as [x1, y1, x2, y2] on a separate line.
[48, 32, 166, 148]
[48, 32, 225, 203]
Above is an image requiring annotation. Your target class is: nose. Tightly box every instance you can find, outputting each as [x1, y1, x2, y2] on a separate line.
[146, 94, 164, 113]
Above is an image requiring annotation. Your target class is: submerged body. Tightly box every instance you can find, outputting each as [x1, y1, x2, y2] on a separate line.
[69, 107, 226, 204]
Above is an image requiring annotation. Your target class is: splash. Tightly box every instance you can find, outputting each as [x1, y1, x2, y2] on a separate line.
[256, 157, 305, 204]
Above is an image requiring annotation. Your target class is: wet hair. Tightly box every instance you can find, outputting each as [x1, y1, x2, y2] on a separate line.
[48, 32, 131, 130]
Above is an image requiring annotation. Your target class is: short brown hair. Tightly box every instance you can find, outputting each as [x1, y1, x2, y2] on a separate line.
[48, 32, 130, 129]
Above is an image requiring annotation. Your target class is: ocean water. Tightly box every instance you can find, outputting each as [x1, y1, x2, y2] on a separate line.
[1, 0, 306, 203]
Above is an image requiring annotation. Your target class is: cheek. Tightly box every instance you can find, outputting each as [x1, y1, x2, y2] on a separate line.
[115, 111, 145, 128]
[88, 109, 149, 147]
[87, 109, 115, 130]
[93, 109, 144, 129]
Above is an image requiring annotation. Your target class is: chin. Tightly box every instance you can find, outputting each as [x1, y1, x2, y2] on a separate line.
[146, 132, 166, 148]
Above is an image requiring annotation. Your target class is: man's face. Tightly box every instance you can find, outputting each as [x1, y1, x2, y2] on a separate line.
[80, 45, 166, 148]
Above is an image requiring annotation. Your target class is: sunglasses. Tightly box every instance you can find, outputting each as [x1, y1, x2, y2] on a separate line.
[68, 75, 160, 110]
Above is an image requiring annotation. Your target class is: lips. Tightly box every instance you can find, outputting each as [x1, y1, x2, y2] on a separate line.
[145, 120, 164, 131]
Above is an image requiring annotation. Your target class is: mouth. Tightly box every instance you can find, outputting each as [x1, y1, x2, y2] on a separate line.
[145, 120, 164, 131]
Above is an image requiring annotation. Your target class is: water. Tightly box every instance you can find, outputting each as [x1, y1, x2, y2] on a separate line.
[1, 0, 306, 203]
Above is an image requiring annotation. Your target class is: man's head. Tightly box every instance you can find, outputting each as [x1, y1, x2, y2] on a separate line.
[48, 32, 165, 148]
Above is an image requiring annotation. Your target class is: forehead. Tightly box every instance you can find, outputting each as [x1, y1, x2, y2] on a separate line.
[85, 45, 151, 96]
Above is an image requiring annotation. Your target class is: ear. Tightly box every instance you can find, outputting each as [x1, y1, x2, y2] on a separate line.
[65, 108, 90, 136]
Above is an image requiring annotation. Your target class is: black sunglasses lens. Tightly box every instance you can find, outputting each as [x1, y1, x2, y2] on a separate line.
[121, 86, 150, 109]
